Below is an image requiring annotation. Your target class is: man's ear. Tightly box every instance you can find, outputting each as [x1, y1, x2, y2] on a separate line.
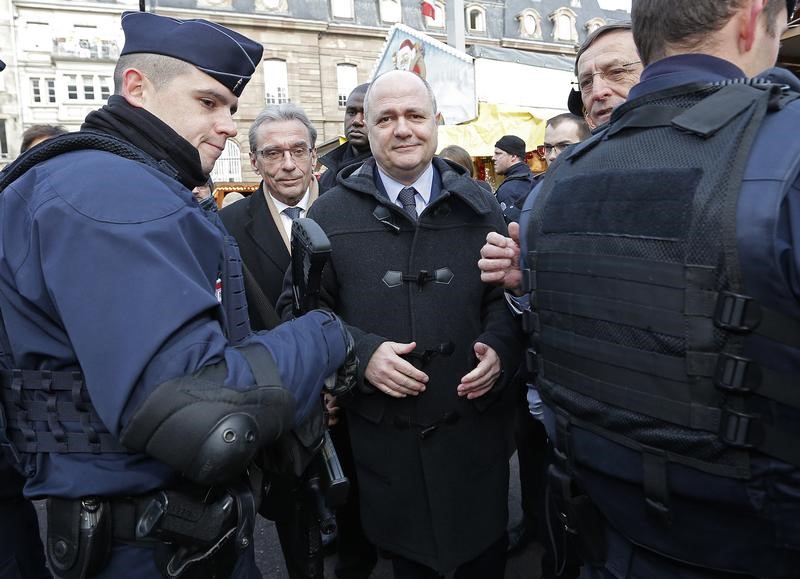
[739, 0, 766, 53]
[119, 68, 148, 108]
[250, 153, 259, 173]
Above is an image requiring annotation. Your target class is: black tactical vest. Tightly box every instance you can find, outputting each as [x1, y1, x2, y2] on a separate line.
[524, 81, 800, 482]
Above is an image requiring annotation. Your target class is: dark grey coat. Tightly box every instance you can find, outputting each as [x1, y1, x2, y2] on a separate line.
[281, 157, 522, 571]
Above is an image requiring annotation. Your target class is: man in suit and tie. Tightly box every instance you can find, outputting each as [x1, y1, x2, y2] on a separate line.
[221, 103, 319, 313]
[279, 69, 521, 578]
[220, 103, 323, 579]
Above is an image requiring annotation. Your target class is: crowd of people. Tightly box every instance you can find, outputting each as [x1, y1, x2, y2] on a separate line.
[1, 1, 799, 579]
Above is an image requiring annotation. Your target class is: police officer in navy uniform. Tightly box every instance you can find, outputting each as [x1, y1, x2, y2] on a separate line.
[513, 0, 800, 577]
[0, 11, 353, 579]
[0, 55, 52, 579]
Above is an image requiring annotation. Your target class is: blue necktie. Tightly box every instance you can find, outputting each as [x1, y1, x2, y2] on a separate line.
[397, 187, 418, 220]
[283, 206, 302, 221]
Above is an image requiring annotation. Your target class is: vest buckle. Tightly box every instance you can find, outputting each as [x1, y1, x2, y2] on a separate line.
[714, 353, 761, 394]
[714, 291, 762, 333]
[719, 407, 763, 448]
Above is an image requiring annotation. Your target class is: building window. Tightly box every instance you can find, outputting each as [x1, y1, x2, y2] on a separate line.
[82, 76, 95, 100]
[424, 1, 445, 28]
[336, 64, 358, 108]
[100, 76, 111, 101]
[379, 0, 401, 23]
[585, 17, 605, 35]
[331, 0, 354, 19]
[466, 6, 486, 33]
[517, 9, 543, 39]
[66, 75, 78, 100]
[31, 78, 41, 103]
[210, 139, 243, 183]
[264, 59, 289, 104]
[47, 78, 56, 103]
[551, 8, 578, 42]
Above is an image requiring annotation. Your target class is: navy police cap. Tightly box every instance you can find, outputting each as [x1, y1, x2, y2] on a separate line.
[120, 11, 263, 97]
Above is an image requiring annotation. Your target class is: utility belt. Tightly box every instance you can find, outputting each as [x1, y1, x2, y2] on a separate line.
[45, 478, 258, 579]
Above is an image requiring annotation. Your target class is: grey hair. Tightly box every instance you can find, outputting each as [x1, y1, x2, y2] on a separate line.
[248, 103, 318, 152]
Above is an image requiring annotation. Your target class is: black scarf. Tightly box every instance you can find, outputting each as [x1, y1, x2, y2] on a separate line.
[82, 95, 207, 189]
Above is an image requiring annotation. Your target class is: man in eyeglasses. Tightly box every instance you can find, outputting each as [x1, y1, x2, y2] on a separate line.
[221, 103, 319, 313]
[220, 104, 325, 579]
[566, 22, 642, 129]
[540, 113, 591, 168]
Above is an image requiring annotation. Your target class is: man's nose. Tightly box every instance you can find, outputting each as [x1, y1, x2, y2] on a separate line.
[394, 117, 412, 136]
[590, 75, 614, 100]
[352, 112, 364, 126]
[218, 110, 237, 138]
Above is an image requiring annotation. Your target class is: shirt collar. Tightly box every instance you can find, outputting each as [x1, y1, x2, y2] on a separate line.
[267, 187, 311, 214]
[376, 163, 434, 206]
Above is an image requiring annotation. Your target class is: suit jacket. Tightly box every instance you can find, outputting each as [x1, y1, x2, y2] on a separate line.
[220, 181, 319, 329]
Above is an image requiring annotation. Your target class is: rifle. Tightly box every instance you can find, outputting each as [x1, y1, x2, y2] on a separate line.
[290, 217, 350, 537]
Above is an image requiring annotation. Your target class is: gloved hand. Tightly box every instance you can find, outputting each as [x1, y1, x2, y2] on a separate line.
[324, 320, 358, 397]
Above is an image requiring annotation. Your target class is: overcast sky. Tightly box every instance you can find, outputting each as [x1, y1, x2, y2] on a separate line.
[597, 0, 631, 10]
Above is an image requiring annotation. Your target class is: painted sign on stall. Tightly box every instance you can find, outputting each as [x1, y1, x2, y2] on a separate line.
[372, 23, 477, 125]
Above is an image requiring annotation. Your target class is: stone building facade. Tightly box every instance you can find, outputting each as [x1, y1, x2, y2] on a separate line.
[0, 0, 628, 178]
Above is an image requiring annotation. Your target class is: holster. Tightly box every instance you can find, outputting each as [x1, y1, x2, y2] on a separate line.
[137, 481, 256, 579]
[547, 461, 607, 567]
[46, 497, 113, 579]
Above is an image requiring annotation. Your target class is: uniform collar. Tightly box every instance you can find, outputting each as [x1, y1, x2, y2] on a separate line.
[629, 54, 747, 101]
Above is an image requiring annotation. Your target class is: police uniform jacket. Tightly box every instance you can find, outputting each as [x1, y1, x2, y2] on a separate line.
[494, 161, 535, 208]
[0, 99, 346, 502]
[317, 141, 371, 194]
[281, 157, 522, 572]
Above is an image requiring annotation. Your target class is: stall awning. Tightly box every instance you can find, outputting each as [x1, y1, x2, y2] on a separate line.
[437, 102, 547, 157]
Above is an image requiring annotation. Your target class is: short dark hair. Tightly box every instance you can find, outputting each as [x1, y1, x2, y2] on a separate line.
[547, 113, 591, 141]
[20, 124, 67, 153]
[113, 53, 194, 95]
[632, 0, 786, 65]
[438, 145, 475, 177]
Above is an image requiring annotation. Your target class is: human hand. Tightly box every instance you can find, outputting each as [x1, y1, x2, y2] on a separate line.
[457, 342, 501, 399]
[365, 341, 428, 398]
[324, 393, 340, 426]
[478, 222, 522, 293]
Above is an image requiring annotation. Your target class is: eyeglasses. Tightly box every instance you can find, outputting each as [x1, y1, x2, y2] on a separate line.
[573, 61, 641, 94]
[254, 145, 312, 163]
[537, 142, 579, 157]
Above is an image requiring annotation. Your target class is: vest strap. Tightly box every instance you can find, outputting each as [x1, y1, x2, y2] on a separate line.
[0, 369, 130, 455]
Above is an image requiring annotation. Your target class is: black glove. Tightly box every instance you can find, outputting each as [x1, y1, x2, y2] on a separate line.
[324, 319, 358, 397]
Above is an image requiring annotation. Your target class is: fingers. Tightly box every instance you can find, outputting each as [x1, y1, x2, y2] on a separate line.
[365, 341, 429, 398]
[458, 343, 501, 399]
[508, 221, 520, 245]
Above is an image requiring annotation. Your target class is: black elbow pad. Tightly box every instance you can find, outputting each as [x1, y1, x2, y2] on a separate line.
[120, 351, 293, 485]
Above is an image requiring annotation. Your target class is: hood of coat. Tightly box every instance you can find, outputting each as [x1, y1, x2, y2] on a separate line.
[339, 156, 496, 217]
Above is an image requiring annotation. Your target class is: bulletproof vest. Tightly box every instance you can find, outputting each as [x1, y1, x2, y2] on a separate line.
[523, 80, 800, 483]
[0, 132, 250, 461]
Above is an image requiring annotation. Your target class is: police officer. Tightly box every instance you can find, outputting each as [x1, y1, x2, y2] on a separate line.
[0, 11, 352, 579]
[518, 0, 800, 577]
